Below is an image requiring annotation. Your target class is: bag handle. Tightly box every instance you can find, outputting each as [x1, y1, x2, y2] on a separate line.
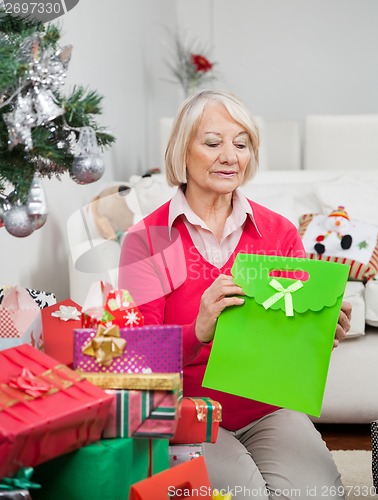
[232, 253, 350, 314]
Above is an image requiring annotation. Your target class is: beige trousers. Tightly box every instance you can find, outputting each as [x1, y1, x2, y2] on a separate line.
[202, 409, 344, 500]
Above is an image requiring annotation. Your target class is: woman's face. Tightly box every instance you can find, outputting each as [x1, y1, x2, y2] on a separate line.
[186, 102, 251, 196]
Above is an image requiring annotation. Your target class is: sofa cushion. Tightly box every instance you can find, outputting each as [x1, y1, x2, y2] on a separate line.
[343, 281, 366, 337]
[365, 277, 378, 327]
[316, 180, 378, 227]
[298, 213, 378, 282]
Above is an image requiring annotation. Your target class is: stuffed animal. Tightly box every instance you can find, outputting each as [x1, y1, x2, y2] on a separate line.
[129, 173, 176, 217]
[90, 183, 134, 242]
[314, 206, 353, 255]
[90, 174, 176, 242]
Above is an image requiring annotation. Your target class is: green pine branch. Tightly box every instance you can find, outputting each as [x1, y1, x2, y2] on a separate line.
[0, 10, 43, 34]
[61, 86, 104, 126]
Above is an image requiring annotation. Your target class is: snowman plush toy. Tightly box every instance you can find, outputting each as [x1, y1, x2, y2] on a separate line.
[314, 206, 353, 255]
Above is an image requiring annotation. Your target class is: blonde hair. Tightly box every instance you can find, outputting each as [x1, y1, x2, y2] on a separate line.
[165, 89, 260, 187]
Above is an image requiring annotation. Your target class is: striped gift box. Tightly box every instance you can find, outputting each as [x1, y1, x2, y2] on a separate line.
[103, 384, 182, 439]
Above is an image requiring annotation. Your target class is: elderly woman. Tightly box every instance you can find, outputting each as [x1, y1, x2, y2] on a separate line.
[119, 90, 351, 499]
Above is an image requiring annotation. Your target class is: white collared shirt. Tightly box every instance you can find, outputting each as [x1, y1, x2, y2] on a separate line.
[168, 187, 261, 267]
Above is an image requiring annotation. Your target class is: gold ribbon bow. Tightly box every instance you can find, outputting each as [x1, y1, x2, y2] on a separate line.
[82, 325, 126, 366]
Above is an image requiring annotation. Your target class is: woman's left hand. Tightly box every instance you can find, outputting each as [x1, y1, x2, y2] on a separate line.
[333, 301, 352, 348]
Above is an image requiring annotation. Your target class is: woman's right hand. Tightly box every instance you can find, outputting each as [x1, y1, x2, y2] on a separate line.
[195, 274, 245, 343]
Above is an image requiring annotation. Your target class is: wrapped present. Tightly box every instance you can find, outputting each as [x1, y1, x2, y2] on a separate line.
[169, 444, 203, 467]
[0, 287, 42, 351]
[203, 254, 350, 417]
[79, 371, 181, 390]
[170, 397, 222, 444]
[41, 299, 82, 366]
[32, 438, 169, 500]
[129, 456, 212, 499]
[81, 281, 144, 329]
[0, 287, 56, 310]
[24, 289, 56, 309]
[73, 324, 182, 375]
[0, 344, 113, 479]
[103, 383, 182, 439]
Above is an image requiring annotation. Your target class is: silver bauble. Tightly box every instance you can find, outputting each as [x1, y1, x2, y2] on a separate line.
[70, 126, 105, 184]
[4, 205, 34, 237]
[70, 154, 105, 184]
[30, 212, 48, 230]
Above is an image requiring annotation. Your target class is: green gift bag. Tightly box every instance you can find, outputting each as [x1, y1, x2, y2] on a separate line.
[202, 254, 350, 417]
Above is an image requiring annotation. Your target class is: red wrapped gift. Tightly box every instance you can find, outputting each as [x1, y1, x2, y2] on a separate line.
[170, 397, 222, 444]
[0, 344, 113, 479]
[81, 282, 144, 329]
[129, 456, 212, 499]
[41, 299, 82, 366]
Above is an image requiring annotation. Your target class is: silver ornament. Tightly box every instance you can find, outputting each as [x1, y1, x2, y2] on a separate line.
[49, 45, 72, 89]
[3, 93, 36, 150]
[28, 43, 72, 91]
[18, 93, 37, 126]
[3, 111, 32, 150]
[33, 88, 64, 125]
[27, 172, 48, 230]
[4, 205, 34, 238]
[71, 154, 105, 185]
[70, 127, 105, 184]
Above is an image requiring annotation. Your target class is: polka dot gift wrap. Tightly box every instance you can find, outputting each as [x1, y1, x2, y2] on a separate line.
[73, 325, 182, 376]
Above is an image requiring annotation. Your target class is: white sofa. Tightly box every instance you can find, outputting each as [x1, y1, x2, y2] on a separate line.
[68, 169, 378, 424]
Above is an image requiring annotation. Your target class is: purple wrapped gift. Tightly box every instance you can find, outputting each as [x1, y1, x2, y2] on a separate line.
[73, 324, 182, 373]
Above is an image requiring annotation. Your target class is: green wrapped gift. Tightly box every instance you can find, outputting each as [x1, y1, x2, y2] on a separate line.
[32, 438, 169, 500]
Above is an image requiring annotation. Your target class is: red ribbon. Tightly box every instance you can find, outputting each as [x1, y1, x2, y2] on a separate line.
[8, 368, 52, 398]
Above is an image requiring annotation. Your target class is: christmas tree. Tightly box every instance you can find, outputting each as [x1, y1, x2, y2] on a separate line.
[0, 10, 115, 237]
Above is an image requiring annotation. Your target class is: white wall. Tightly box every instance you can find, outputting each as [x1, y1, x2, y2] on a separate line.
[1, 0, 377, 301]
[179, 0, 378, 120]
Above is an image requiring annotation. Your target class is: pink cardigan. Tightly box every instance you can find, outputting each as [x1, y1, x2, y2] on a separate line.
[119, 199, 305, 430]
